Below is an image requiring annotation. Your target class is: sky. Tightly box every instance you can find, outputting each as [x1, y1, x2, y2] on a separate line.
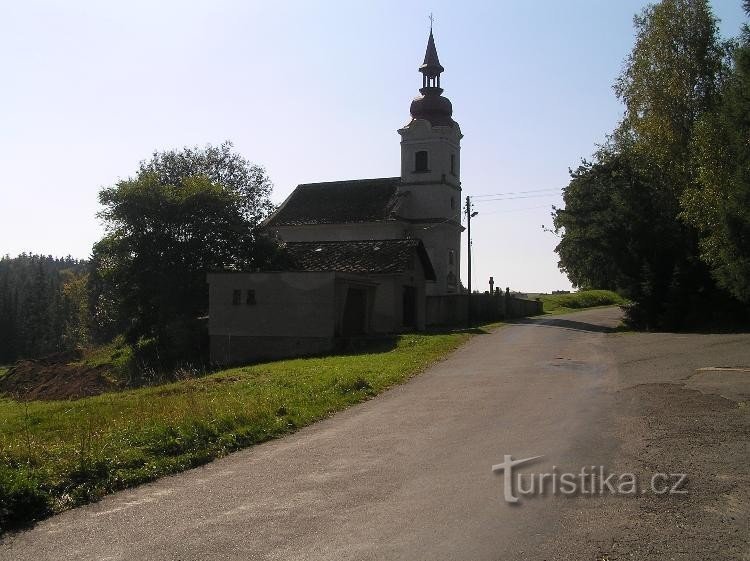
[0, 1, 746, 293]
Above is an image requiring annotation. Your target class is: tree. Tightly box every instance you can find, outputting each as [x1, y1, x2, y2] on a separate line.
[60, 270, 90, 349]
[20, 261, 54, 357]
[553, 149, 700, 328]
[683, 3, 750, 303]
[0, 255, 89, 361]
[553, 0, 743, 329]
[137, 141, 274, 224]
[90, 143, 279, 363]
[0, 274, 18, 363]
[614, 0, 727, 190]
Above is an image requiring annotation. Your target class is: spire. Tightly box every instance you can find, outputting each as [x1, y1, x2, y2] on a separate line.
[420, 29, 444, 77]
[418, 28, 445, 94]
[409, 26, 455, 127]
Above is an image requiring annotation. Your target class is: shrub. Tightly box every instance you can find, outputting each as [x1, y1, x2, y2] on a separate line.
[541, 290, 625, 313]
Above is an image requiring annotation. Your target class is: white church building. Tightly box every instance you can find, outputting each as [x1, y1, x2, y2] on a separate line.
[208, 30, 467, 364]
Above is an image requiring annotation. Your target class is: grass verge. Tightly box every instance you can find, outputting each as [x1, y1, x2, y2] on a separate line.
[0, 328, 488, 532]
[540, 289, 625, 315]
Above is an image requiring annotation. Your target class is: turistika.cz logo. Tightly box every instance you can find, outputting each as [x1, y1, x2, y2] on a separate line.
[491, 455, 687, 504]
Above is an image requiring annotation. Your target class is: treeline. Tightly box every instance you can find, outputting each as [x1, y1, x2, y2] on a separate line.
[0, 255, 89, 363]
[554, 0, 750, 329]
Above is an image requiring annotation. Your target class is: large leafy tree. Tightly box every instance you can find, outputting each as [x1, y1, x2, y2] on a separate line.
[553, 149, 701, 328]
[683, 2, 750, 303]
[614, 0, 727, 189]
[554, 150, 678, 293]
[137, 141, 274, 223]
[90, 143, 278, 360]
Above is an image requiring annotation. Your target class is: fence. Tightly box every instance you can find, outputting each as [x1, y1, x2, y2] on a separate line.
[426, 291, 543, 327]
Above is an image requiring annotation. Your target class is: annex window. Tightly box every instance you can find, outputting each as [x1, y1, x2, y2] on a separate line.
[450, 154, 456, 175]
[414, 150, 429, 172]
[246, 289, 256, 305]
[232, 289, 242, 305]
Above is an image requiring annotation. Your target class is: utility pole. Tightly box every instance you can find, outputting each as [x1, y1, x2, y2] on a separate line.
[465, 195, 478, 326]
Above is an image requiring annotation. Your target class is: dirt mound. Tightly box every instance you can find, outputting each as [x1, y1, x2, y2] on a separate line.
[0, 351, 120, 401]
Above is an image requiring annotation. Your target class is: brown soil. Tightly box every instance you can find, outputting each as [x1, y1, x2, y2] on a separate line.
[0, 350, 120, 401]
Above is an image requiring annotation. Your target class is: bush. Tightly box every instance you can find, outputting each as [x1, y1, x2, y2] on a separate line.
[0, 466, 51, 530]
[541, 290, 625, 313]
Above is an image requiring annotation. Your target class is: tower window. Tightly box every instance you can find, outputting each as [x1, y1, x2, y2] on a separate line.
[414, 150, 429, 172]
[448, 250, 455, 266]
[450, 154, 456, 176]
[450, 196, 455, 210]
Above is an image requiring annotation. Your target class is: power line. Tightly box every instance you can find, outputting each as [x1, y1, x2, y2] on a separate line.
[471, 187, 559, 199]
[472, 193, 561, 203]
[479, 204, 553, 216]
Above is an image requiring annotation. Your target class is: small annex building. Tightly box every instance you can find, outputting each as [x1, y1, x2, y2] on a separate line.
[209, 28, 464, 364]
[208, 240, 435, 364]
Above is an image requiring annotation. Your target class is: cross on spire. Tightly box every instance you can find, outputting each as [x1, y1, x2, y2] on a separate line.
[429, 13, 434, 29]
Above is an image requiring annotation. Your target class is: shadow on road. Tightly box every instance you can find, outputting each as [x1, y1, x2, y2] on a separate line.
[512, 317, 615, 334]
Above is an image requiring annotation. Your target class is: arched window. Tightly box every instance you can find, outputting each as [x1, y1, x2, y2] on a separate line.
[415, 150, 429, 172]
[450, 154, 456, 176]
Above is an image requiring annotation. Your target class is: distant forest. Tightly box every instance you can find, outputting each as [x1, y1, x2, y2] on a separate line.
[0, 254, 89, 363]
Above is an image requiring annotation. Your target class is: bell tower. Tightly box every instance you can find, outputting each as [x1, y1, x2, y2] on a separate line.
[398, 27, 463, 295]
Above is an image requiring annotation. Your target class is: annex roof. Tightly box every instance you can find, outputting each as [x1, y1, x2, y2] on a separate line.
[279, 239, 436, 281]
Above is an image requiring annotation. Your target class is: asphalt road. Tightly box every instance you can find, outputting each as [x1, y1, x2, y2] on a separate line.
[2, 307, 747, 560]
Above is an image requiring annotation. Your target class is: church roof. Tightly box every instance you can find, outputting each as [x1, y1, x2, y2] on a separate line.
[279, 239, 436, 280]
[263, 178, 402, 227]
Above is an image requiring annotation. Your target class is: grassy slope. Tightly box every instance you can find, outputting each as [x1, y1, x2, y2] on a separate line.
[540, 289, 625, 315]
[0, 329, 485, 530]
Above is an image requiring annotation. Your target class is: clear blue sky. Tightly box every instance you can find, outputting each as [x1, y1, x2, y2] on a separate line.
[1, 1, 745, 292]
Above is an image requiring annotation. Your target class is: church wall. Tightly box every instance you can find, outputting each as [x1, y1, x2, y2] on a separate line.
[398, 117, 463, 296]
[398, 182, 459, 220]
[271, 221, 407, 243]
[409, 223, 461, 296]
[399, 119, 462, 187]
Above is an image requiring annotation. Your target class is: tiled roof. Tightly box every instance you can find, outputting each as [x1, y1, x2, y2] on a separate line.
[264, 178, 401, 227]
[280, 240, 436, 280]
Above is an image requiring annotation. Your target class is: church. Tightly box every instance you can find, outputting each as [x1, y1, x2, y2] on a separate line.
[208, 29, 466, 365]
